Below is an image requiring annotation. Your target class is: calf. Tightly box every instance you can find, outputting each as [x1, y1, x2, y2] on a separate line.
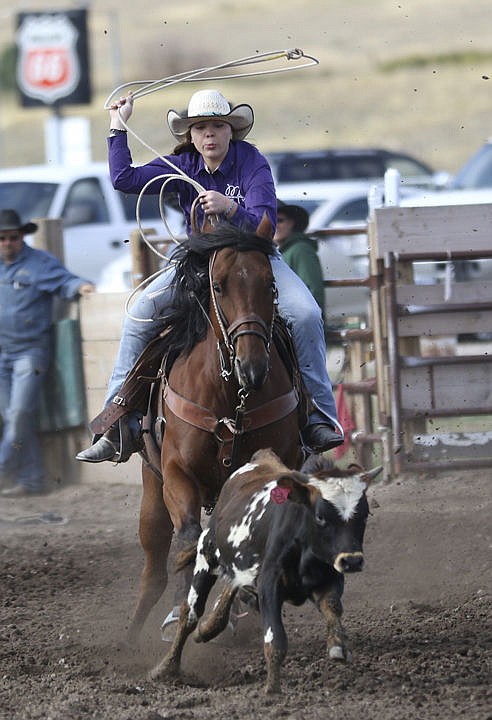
[151, 448, 381, 693]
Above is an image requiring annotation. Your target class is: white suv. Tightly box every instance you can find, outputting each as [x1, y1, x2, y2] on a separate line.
[0, 163, 184, 288]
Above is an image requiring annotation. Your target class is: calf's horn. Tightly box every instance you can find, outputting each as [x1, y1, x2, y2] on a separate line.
[360, 465, 383, 485]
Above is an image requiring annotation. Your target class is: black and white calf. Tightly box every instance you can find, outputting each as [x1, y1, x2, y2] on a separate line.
[151, 448, 382, 693]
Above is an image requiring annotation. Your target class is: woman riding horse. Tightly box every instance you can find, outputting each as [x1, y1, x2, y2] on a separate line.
[76, 88, 343, 463]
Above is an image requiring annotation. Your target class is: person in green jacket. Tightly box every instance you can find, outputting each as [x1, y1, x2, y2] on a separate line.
[274, 200, 325, 314]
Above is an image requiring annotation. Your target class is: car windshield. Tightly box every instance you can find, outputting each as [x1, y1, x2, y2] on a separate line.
[119, 191, 180, 221]
[272, 153, 432, 183]
[276, 156, 383, 183]
[329, 198, 369, 223]
[451, 144, 492, 189]
[0, 182, 58, 223]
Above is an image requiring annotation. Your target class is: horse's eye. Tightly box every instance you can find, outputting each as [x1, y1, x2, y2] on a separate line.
[212, 282, 221, 294]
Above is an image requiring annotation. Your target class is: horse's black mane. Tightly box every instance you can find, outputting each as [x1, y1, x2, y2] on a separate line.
[158, 224, 276, 357]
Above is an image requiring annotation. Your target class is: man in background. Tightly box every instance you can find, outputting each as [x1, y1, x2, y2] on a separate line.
[274, 200, 325, 316]
[0, 209, 94, 497]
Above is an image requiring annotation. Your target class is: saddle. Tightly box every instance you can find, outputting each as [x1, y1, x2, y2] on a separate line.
[90, 315, 310, 447]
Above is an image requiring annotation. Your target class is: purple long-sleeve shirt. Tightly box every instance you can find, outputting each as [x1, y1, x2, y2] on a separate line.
[108, 135, 277, 237]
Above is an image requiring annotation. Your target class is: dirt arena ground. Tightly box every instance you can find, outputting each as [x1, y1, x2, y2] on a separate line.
[0, 466, 490, 720]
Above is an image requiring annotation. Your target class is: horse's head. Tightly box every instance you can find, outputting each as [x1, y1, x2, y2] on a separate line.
[210, 244, 276, 390]
[194, 226, 275, 392]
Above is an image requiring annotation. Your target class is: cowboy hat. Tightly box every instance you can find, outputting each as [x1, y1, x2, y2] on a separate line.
[276, 200, 309, 233]
[0, 209, 37, 234]
[167, 89, 254, 142]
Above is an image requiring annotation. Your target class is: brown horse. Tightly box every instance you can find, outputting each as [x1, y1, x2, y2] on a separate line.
[126, 225, 304, 643]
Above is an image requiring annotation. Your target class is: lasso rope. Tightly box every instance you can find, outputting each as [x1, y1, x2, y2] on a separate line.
[103, 48, 319, 319]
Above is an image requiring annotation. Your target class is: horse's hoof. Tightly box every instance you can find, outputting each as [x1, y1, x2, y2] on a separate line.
[160, 606, 180, 642]
[148, 660, 179, 682]
[328, 645, 352, 662]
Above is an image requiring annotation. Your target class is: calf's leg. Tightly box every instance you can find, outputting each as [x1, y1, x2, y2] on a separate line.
[259, 577, 288, 694]
[194, 583, 238, 642]
[149, 600, 197, 679]
[317, 579, 352, 662]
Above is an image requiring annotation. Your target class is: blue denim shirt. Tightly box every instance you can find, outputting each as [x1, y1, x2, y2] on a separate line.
[0, 243, 85, 353]
[108, 136, 277, 237]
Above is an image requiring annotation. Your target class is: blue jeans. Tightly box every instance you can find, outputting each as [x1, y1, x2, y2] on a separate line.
[0, 346, 50, 492]
[106, 251, 341, 431]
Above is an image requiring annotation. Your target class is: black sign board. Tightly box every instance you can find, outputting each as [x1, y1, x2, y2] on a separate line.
[16, 9, 91, 107]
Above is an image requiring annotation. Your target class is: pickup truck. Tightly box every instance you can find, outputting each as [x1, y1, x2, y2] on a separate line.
[0, 162, 184, 289]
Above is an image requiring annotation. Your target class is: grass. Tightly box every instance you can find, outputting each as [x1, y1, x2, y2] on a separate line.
[379, 50, 492, 73]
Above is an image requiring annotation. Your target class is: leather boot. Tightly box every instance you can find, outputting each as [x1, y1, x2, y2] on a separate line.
[302, 423, 344, 453]
[76, 426, 119, 463]
[76, 414, 144, 464]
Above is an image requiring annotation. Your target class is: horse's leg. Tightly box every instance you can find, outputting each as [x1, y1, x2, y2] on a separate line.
[160, 532, 200, 641]
[126, 463, 174, 645]
[158, 446, 206, 637]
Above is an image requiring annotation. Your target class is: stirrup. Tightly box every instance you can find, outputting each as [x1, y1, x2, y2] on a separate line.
[116, 414, 144, 463]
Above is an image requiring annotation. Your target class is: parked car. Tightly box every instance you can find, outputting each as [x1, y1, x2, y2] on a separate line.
[448, 138, 492, 190]
[0, 163, 184, 287]
[267, 147, 447, 189]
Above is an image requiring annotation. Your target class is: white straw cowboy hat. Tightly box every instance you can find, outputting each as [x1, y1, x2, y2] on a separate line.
[167, 89, 254, 142]
[0, 209, 37, 235]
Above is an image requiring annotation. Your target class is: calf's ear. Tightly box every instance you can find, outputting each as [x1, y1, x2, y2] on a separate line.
[270, 472, 313, 506]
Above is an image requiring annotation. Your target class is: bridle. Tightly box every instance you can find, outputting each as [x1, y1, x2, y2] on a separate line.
[207, 248, 278, 471]
[208, 249, 278, 382]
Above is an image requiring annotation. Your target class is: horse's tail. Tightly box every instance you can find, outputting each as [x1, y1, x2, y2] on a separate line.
[175, 542, 198, 572]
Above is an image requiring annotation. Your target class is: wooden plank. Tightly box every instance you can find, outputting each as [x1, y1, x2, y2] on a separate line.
[82, 340, 120, 391]
[397, 280, 492, 306]
[397, 311, 492, 337]
[400, 362, 492, 412]
[85, 388, 109, 423]
[410, 431, 492, 463]
[79, 293, 128, 341]
[373, 204, 492, 258]
[367, 218, 387, 426]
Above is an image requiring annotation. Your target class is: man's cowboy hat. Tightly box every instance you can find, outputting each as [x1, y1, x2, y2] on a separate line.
[0, 209, 37, 234]
[167, 89, 254, 142]
[276, 200, 310, 233]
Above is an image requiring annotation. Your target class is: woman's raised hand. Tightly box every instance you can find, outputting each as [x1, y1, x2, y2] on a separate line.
[109, 91, 134, 128]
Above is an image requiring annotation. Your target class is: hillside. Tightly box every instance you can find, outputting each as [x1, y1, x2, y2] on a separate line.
[1, 0, 492, 174]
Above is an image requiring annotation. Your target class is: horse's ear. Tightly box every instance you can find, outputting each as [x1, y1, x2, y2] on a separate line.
[255, 212, 273, 241]
[201, 217, 216, 233]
